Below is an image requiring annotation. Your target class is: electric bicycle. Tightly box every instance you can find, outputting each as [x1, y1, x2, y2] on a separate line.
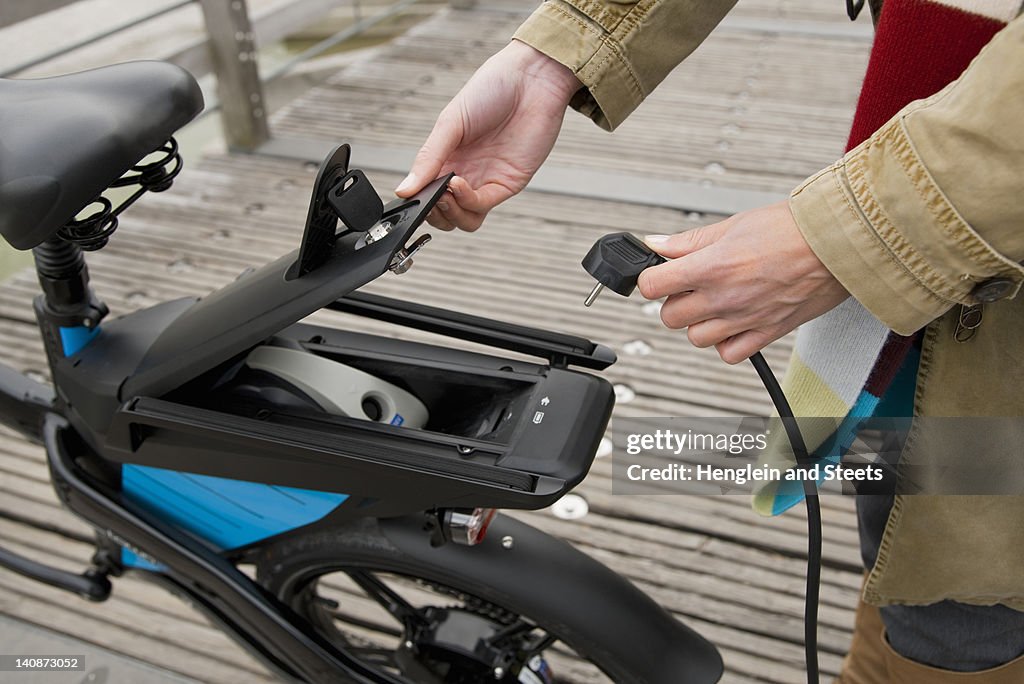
[0, 61, 725, 683]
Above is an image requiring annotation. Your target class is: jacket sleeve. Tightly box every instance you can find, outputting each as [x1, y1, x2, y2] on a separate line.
[789, 14, 1024, 335]
[512, 0, 737, 131]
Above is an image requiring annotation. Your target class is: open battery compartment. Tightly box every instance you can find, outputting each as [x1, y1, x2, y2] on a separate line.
[178, 329, 543, 452]
[286, 342, 536, 445]
[105, 306, 616, 510]
[86, 146, 617, 509]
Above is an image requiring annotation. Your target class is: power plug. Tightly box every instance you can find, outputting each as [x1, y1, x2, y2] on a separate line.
[581, 232, 666, 306]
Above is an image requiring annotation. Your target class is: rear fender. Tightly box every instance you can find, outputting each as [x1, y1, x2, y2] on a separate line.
[379, 514, 723, 684]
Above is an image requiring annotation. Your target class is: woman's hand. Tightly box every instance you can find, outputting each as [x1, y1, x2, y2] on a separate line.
[638, 201, 850, 364]
[395, 40, 581, 231]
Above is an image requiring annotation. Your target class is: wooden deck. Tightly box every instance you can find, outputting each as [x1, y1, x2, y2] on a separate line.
[0, 1, 873, 682]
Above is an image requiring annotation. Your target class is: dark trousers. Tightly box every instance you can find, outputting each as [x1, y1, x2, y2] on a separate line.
[856, 494, 1024, 671]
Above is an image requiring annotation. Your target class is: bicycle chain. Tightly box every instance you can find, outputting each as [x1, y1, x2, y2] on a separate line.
[408, 577, 519, 626]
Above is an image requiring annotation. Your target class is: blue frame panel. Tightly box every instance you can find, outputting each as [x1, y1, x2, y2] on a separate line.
[121, 465, 347, 553]
[58, 323, 348, 569]
[59, 326, 100, 356]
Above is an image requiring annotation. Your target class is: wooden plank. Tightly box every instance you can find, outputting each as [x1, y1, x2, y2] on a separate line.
[267, 4, 868, 195]
[0, 571, 275, 682]
[262, 135, 790, 215]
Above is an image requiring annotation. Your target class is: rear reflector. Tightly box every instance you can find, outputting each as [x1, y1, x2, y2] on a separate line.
[443, 507, 498, 546]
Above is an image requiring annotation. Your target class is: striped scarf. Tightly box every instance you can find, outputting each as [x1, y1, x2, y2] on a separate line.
[754, 0, 1021, 515]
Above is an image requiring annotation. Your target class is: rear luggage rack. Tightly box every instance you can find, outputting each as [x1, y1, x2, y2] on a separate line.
[330, 292, 616, 370]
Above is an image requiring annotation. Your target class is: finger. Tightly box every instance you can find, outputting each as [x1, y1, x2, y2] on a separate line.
[434, 191, 455, 214]
[437, 193, 486, 232]
[426, 208, 456, 231]
[396, 108, 464, 197]
[658, 291, 710, 330]
[449, 176, 515, 214]
[637, 256, 704, 301]
[715, 329, 776, 365]
[686, 318, 745, 349]
[644, 222, 724, 259]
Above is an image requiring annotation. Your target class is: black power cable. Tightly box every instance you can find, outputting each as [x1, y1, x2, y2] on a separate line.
[581, 234, 823, 682]
[750, 352, 821, 684]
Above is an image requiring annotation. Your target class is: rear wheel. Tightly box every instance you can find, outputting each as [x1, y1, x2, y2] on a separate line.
[256, 517, 640, 683]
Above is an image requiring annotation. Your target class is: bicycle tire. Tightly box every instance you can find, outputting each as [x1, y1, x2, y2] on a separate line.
[255, 514, 722, 684]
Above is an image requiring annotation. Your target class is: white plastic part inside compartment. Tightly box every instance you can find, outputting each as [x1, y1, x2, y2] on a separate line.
[244, 345, 429, 428]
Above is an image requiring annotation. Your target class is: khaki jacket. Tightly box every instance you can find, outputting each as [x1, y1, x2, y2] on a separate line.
[516, 2, 1024, 609]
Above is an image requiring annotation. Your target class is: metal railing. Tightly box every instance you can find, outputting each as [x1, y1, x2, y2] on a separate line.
[1, 0, 467, 151]
[0, 1, 194, 78]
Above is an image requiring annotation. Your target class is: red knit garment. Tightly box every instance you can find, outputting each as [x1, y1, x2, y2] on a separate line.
[845, 0, 1010, 398]
[846, 0, 1007, 152]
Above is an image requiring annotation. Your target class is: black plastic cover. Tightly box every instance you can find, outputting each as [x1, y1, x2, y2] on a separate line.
[121, 175, 451, 400]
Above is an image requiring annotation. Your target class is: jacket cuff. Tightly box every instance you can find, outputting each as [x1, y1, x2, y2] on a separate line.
[513, 0, 641, 130]
[790, 119, 1024, 336]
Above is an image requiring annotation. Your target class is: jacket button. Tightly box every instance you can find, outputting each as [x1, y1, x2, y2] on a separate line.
[972, 278, 1015, 302]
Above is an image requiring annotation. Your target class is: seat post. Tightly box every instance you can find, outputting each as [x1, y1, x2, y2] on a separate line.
[32, 239, 108, 364]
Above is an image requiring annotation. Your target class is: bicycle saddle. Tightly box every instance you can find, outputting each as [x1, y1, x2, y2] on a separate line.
[0, 61, 203, 250]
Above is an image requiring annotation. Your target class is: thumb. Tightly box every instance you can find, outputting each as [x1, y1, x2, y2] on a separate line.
[396, 109, 463, 197]
[644, 224, 722, 259]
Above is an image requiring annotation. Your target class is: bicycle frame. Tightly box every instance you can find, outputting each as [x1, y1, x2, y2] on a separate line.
[3, 348, 713, 684]
[0, 148, 625, 683]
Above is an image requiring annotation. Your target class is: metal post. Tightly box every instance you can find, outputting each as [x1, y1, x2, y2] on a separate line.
[198, 0, 270, 151]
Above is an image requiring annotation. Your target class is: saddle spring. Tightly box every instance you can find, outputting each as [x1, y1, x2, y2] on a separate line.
[57, 138, 183, 250]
